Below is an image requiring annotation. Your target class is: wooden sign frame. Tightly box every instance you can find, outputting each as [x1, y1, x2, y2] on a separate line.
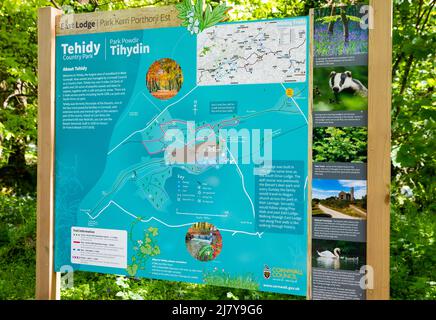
[36, 0, 391, 300]
[366, 0, 392, 300]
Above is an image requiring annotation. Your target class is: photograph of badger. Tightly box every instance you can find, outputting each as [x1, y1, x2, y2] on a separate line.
[313, 66, 368, 112]
[329, 71, 368, 100]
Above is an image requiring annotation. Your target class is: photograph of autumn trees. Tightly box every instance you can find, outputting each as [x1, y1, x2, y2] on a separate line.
[146, 58, 183, 100]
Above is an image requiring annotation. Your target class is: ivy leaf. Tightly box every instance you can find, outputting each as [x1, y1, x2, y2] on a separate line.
[140, 244, 152, 255]
[126, 264, 138, 277]
[152, 246, 160, 255]
[148, 226, 158, 236]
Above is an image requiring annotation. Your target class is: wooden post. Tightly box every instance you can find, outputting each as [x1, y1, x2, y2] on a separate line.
[307, 9, 315, 301]
[36, 7, 62, 300]
[367, 0, 392, 300]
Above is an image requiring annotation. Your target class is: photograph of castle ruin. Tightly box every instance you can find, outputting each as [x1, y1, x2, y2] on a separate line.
[312, 179, 367, 220]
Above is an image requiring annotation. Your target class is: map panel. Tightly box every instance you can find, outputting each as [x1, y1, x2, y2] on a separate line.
[197, 19, 307, 85]
[54, 17, 310, 296]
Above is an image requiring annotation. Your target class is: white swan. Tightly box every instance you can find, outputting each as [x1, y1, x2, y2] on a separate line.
[317, 248, 341, 259]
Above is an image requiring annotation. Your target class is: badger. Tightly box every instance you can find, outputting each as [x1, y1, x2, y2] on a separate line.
[329, 71, 368, 99]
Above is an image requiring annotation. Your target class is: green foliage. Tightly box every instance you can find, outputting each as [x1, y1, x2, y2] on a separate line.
[389, 0, 435, 298]
[0, 0, 434, 300]
[313, 127, 367, 163]
[390, 0, 436, 214]
[0, 0, 47, 193]
[316, 14, 361, 24]
[127, 226, 160, 276]
[391, 204, 436, 300]
[176, 0, 229, 33]
[0, 192, 36, 299]
[61, 271, 299, 300]
[203, 269, 260, 291]
[197, 244, 214, 260]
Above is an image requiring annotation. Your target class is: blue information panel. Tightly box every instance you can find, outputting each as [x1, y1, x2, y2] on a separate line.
[54, 15, 310, 296]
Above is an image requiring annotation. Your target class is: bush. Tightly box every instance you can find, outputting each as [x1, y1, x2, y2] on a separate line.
[390, 203, 436, 300]
[0, 193, 36, 300]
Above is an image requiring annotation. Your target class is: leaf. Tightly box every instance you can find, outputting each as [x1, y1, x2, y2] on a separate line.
[126, 264, 138, 277]
[152, 246, 160, 255]
[140, 244, 152, 255]
[317, 15, 341, 24]
[201, 4, 212, 31]
[346, 15, 362, 23]
[194, 0, 203, 18]
[175, 0, 193, 20]
[148, 227, 159, 237]
[203, 4, 229, 29]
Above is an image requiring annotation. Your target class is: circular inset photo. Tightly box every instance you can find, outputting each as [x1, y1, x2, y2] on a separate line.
[146, 58, 183, 100]
[185, 222, 222, 262]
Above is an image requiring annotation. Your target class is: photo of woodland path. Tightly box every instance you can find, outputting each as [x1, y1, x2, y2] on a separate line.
[312, 179, 367, 220]
[314, 4, 368, 58]
[146, 58, 183, 100]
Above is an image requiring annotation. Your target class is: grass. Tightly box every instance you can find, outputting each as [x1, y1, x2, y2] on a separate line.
[321, 203, 365, 219]
[203, 269, 260, 291]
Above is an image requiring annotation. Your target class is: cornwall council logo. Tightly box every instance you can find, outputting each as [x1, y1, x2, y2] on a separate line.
[263, 265, 271, 279]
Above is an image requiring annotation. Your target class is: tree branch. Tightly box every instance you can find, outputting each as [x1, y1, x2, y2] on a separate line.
[418, 2, 435, 34]
[399, 54, 415, 95]
[392, 52, 405, 78]
[2, 93, 30, 108]
[50, 0, 61, 9]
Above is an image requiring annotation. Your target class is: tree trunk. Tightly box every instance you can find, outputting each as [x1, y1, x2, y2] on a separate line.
[340, 9, 349, 43]
[327, 5, 336, 35]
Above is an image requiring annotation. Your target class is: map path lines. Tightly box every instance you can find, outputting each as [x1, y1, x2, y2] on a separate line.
[197, 18, 307, 85]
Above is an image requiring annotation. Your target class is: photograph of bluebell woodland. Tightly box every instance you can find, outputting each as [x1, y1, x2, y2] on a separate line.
[312, 179, 367, 219]
[314, 4, 368, 58]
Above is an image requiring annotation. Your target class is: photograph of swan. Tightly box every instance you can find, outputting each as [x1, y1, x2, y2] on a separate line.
[317, 248, 341, 259]
[313, 240, 366, 271]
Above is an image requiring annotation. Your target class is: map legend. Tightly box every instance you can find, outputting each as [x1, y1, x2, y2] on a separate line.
[71, 227, 127, 268]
